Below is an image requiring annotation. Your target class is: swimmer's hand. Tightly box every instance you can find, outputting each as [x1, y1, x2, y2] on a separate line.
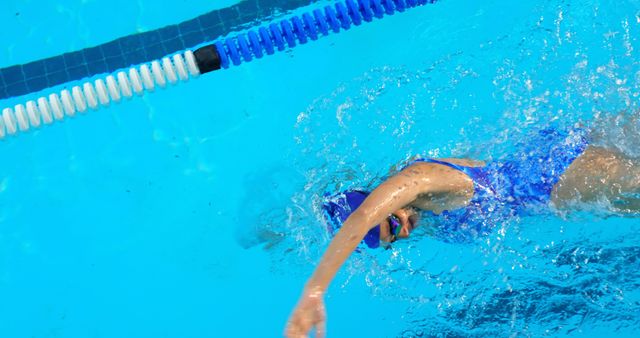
[284, 287, 326, 338]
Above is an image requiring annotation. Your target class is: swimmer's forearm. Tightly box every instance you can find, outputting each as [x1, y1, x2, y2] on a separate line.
[303, 170, 427, 293]
[303, 212, 371, 293]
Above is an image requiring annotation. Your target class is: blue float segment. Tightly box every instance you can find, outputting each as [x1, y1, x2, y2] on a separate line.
[207, 0, 436, 69]
[247, 31, 263, 58]
[215, 41, 230, 68]
[291, 17, 308, 44]
[236, 35, 253, 61]
[370, 0, 385, 18]
[346, 0, 362, 26]
[394, 0, 406, 12]
[381, 0, 395, 14]
[358, 0, 374, 22]
[269, 23, 286, 51]
[224, 38, 242, 65]
[313, 9, 329, 36]
[323, 7, 341, 33]
[335, 3, 351, 29]
[258, 27, 275, 54]
[280, 20, 296, 48]
[303, 13, 318, 40]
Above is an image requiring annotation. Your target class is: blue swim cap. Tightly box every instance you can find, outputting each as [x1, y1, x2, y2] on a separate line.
[322, 190, 381, 248]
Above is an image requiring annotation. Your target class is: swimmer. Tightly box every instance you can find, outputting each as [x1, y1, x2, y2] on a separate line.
[284, 124, 640, 338]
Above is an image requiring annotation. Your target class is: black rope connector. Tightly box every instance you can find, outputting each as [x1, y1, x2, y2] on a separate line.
[194, 44, 222, 74]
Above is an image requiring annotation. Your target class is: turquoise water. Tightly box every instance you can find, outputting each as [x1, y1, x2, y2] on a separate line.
[1, 0, 640, 337]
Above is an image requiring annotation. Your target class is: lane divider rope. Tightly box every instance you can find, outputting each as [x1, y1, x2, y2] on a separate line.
[0, 0, 436, 140]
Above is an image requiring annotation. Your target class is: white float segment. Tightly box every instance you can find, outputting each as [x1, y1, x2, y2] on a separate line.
[151, 61, 167, 88]
[128, 68, 144, 95]
[173, 54, 189, 81]
[105, 75, 121, 102]
[3, 107, 18, 135]
[37, 97, 54, 124]
[71, 86, 87, 113]
[49, 93, 64, 120]
[60, 90, 76, 117]
[139, 64, 155, 91]
[185, 50, 200, 77]
[94, 79, 110, 106]
[116, 71, 133, 98]
[26, 101, 41, 127]
[162, 57, 178, 84]
[83, 83, 99, 110]
[14, 104, 29, 131]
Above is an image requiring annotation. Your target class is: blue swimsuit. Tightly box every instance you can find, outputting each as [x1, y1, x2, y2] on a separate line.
[411, 127, 590, 243]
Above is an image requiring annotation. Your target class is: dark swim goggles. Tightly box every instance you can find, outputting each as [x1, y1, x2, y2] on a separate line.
[384, 214, 403, 243]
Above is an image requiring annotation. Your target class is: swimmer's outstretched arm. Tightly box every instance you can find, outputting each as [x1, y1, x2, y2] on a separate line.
[284, 163, 472, 338]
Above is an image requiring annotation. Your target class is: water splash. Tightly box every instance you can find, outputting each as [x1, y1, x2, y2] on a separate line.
[237, 0, 640, 335]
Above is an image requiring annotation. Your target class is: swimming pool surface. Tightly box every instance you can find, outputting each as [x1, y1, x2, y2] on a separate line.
[1, 0, 639, 337]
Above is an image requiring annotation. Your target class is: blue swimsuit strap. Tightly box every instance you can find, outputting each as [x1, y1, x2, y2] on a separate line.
[413, 158, 468, 173]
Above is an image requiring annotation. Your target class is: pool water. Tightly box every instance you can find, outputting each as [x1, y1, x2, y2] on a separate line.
[1, 0, 640, 337]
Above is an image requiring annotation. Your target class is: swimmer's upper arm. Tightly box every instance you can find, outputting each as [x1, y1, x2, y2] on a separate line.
[352, 162, 473, 230]
[399, 162, 474, 195]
